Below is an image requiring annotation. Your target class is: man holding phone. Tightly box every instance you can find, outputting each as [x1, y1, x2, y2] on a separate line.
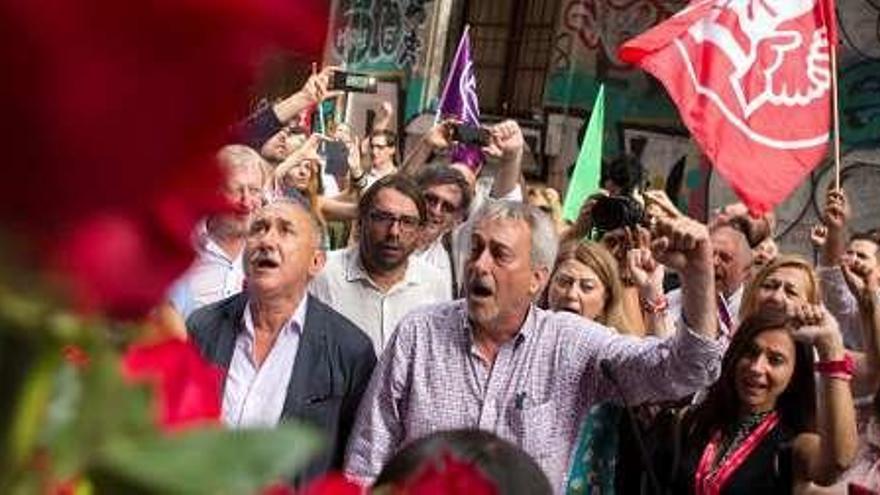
[402, 119, 528, 295]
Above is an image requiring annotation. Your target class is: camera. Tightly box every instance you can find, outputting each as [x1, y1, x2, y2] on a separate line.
[590, 195, 644, 232]
[451, 123, 491, 147]
[329, 71, 378, 93]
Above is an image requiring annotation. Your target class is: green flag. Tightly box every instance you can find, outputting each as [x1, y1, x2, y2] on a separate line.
[562, 85, 605, 222]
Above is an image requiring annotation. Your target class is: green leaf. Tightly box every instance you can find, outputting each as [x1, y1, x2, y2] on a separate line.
[96, 424, 323, 495]
[46, 344, 154, 479]
[6, 346, 58, 469]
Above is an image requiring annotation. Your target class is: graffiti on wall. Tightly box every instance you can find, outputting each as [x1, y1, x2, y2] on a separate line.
[549, 0, 880, 256]
[331, 0, 433, 69]
[559, 0, 687, 71]
[838, 0, 880, 148]
[545, 0, 687, 113]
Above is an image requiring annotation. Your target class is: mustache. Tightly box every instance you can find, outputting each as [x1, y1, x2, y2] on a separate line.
[376, 241, 403, 250]
[468, 277, 494, 296]
[250, 247, 280, 267]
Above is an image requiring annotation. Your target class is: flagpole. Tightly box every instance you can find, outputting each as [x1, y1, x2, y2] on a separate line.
[828, 7, 842, 190]
[435, 24, 470, 125]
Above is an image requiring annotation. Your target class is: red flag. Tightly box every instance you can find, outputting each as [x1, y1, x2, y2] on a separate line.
[619, 0, 838, 214]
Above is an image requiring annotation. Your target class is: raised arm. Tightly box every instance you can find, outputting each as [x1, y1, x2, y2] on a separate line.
[842, 261, 880, 396]
[273, 66, 340, 124]
[273, 134, 322, 183]
[482, 120, 524, 199]
[234, 66, 339, 150]
[585, 215, 723, 406]
[401, 121, 453, 175]
[628, 246, 672, 337]
[651, 215, 718, 339]
[817, 188, 863, 348]
[792, 305, 857, 488]
[820, 189, 850, 268]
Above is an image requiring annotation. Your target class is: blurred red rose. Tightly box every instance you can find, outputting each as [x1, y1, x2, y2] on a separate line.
[401, 452, 497, 495]
[299, 473, 363, 495]
[261, 473, 362, 495]
[0, 0, 328, 318]
[121, 338, 224, 431]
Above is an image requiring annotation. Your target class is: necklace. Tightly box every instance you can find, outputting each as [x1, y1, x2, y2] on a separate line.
[713, 410, 773, 468]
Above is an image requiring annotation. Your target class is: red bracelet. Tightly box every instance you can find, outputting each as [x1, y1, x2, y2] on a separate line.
[814, 353, 855, 376]
[824, 372, 853, 381]
[641, 294, 668, 315]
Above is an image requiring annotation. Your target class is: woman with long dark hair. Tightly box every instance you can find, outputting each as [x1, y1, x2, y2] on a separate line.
[658, 305, 857, 494]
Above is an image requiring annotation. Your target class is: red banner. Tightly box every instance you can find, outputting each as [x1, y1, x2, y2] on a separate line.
[620, 0, 838, 214]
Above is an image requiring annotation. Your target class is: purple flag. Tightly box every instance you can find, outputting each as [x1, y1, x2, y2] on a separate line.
[436, 26, 480, 125]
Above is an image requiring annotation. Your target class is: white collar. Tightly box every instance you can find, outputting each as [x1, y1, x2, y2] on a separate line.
[242, 295, 308, 340]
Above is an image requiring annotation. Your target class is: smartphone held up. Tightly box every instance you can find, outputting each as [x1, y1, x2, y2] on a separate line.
[450, 123, 491, 147]
[328, 71, 378, 94]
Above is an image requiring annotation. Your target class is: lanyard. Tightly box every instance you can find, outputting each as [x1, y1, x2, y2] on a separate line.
[694, 411, 780, 495]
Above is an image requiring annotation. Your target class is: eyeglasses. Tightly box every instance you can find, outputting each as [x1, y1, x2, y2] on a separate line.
[367, 210, 422, 232]
[370, 142, 393, 149]
[425, 192, 460, 215]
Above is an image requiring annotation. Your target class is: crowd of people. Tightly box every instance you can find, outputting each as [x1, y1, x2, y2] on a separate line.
[160, 66, 880, 494]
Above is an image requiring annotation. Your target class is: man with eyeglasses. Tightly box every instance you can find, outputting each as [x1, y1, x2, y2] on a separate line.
[165, 145, 267, 324]
[413, 165, 473, 296]
[311, 174, 452, 354]
[360, 129, 398, 190]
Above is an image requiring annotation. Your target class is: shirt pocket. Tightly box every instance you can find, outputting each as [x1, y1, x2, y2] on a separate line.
[511, 399, 559, 462]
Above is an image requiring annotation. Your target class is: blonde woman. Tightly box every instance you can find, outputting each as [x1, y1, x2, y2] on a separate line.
[545, 241, 636, 494]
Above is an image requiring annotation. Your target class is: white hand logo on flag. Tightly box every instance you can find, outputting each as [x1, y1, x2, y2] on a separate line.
[676, 0, 831, 149]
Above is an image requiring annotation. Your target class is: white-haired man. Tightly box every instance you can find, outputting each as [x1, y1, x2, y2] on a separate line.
[167, 144, 267, 320]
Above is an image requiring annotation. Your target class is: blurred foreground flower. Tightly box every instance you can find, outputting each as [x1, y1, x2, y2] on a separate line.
[400, 453, 497, 495]
[0, 0, 328, 318]
[122, 339, 223, 431]
[263, 472, 363, 495]
[0, 0, 331, 492]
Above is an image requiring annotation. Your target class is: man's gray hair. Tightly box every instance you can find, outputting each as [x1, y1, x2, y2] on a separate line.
[264, 197, 326, 251]
[468, 200, 559, 270]
[217, 144, 269, 185]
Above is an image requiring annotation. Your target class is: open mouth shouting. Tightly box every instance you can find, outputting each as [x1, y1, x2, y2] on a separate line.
[468, 278, 494, 299]
[250, 249, 281, 272]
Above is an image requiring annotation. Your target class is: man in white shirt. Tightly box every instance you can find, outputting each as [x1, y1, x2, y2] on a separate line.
[188, 199, 375, 482]
[311, 174, 451, 354]
[168, 145, 266, 319]
[412, 165, 473, 295]
[363, 129, 399, 189]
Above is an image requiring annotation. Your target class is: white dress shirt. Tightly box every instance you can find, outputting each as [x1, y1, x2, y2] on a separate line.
[665, 284, 743, 348]
[222, 296, 307, 428]
[415, 236, 454, 296]
[168, 222, 245, 319]
[310, 247, 452, 354]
